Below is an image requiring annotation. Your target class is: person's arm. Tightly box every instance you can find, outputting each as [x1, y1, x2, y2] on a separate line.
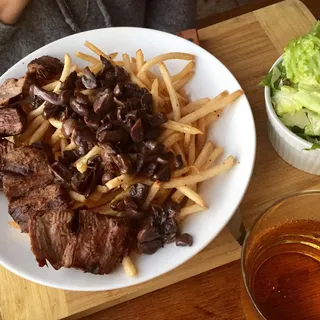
[145, 0, 196, 34]
[0, 0, 30, 25]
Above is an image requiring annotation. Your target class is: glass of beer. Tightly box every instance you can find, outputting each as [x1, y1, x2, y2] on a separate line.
[241, 191, 320, 320]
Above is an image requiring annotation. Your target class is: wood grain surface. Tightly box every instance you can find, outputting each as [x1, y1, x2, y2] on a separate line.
[0, 1, 319, 319]
[84, 261, 245, 320]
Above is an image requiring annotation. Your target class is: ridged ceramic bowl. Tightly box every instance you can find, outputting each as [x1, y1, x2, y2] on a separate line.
[265, 56, 320, 175]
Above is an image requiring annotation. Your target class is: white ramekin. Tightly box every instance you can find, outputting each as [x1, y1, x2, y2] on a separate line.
[265, 56, 320, 175]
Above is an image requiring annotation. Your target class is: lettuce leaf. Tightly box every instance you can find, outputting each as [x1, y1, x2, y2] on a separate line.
[271, 86, 302, 116]
[283, 22, 320, 84]
[260, 62, 287, 91]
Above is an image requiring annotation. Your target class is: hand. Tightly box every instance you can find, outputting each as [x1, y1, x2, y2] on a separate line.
[0, 0, 30, 25]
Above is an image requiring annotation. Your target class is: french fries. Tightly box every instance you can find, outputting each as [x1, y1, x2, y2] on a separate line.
[138, 52, 195, 75]
[51, 128, 62, 145]
[69, 191, 86, 203]
[163, 132, 184, 149]
[196, 117, 206, 154]
[179, 90, 243, 124]
[193, 141, 214, 169]
[42, 81, 59, 91]
[84, 41, 114, 61]
[105, 174, 131, 190]
[203, 147, 224, 170]
[60, 138, 68, 155]
[49, 118, 63, 130]
[75, 146, 101, 173]
[142, 181, 161, 210]
[75, 51, 101, 64]
[173, 72, 194, 91]
[171, 61, 195, 82]
[55, 53, 72, 91]
[166, 97, 221, 120]
[122, 53, 147, 88]
[204, 110, 222, 127]
[65, 140, 76, 151]
[14, 44, 243, 278]
[28, 120, 50, 145]
[8, 220, 21, 230]
[177, 204, 206, 221]
[172, 166, 191, 178]
[162, 156, 236, 189]
[18, 115, 44, 142]
[177, 186, 205, 207]
[122, 256, 137, 277]
[172, 143, 188, 167]
[96, 185, 109, 193]
[151, 79, 159, 113]
[159, 62, 181, 121]
[162, 120, 202, 135]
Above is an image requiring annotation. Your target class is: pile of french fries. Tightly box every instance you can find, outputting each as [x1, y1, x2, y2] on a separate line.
[9, 41, 243, 277]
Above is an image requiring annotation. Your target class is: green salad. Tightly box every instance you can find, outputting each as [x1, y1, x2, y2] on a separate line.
[262, 21, 320, 150]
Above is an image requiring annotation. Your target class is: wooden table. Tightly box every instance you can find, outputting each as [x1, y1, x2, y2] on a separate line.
[82, 1, 320, 319]
[0, 1, 319, 319]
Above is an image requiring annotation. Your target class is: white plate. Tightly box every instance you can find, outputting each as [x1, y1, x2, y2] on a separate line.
[0, 27, 256, 291]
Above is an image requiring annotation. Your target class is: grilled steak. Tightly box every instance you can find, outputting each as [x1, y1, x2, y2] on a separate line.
[9, 184, 70, 233]
[0, 107, 26, 136]
[29, 208, 131, 274]
[0, 73, 35, 106]
[29, 208, 75, 269]
[0, 146, 54, 199]
[28, 56, 63, 86]
[68, 210, 131, 274]
[0, 139, 15, 189]
[0, 139, 15, 158]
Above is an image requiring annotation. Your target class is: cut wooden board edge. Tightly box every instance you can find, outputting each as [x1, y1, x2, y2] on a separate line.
[0, 228, 240, 320]
[0, 266, 68, 320]
[63, 228, 240, 319]
[254, 0, 316, 54]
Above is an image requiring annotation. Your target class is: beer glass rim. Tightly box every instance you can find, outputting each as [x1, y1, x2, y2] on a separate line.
[240, 190, 320, 318]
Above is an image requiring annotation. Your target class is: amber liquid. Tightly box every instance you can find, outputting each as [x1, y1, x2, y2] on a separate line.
[244, 220, 320, 320]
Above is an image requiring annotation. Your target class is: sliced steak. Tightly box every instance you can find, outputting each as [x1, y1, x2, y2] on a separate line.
[0, 139, 15, 157]
[68, 210, 131, 274]
[28, 56, 63, 85]
[1, 146, 54, 199]
[0, 73, 35, 106]
[0, 139, 15, 189]
[9, 184, 70, 233]
[29, 208, 75, 269]
[29, 208, 131, 274]
[0, 107, 26, 136]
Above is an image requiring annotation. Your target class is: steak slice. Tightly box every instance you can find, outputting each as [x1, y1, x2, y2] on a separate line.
[29, 208, 75, 269]
[0, 139, 15, 189]
[0, 73, 35, 106]
[28, 56, 63, 86]
[9, 184, 70, 233]
[0, 139, 15, 157]
[69, 210, 131, 274]
[1, 146, 54, 199]
[0, 107, 26, 136]
[29, 209, 131, 274]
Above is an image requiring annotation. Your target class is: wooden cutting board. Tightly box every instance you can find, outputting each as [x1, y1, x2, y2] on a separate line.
[0, 0, 317, 319]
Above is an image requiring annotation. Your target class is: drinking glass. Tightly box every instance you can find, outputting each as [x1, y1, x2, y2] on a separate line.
[241, 191, 320, 320]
